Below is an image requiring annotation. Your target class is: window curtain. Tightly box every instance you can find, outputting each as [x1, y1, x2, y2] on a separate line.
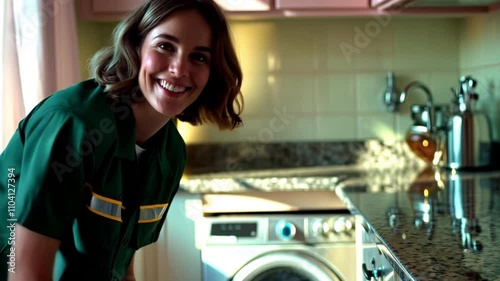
[1, 0, 81, 150]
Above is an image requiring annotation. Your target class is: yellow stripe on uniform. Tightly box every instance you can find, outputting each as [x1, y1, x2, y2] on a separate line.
[138, 203, 169, 223]
[85, 183, 123, 222]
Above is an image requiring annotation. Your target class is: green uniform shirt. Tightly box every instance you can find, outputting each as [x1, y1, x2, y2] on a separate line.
[0, 79, 186, 281]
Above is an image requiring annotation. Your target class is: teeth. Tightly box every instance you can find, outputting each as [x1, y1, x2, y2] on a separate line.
[159, 80, 186, 93]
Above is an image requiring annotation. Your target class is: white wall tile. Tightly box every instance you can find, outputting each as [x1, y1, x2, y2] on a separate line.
[352, 20, 394, 71]
[230, 21, 278, 74]
[240, 73, 276, 116]
[356, 72, 391, 113]
[393, 19, 460, 71]
[316, 74, 355, 112]
[317, 115, 357, 140]
[237, 115, 317, 142]
[325, 19, 362, 71]
[428, 71, 461, 105]
[458, 16, 483, 69]
[272, 19, 325, 72]
[357, 114, 397, 140]
[273, 115, 318, 141]
[273, 73, 317, 113]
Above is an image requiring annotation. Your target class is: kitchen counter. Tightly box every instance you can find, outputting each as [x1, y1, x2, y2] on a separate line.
[180, 164, 365, 193]
[336, 167, 500, 281]
[180, 164, 500, 280]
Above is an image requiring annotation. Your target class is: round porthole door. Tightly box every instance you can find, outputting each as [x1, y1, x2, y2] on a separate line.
[232, 251, 342, 281]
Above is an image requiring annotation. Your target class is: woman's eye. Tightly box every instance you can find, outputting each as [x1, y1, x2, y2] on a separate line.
[192, 53, 210, 64]
[157, 42, 174, 52]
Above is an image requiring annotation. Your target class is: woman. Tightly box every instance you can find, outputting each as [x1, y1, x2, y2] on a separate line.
[0, 0, 243, 280]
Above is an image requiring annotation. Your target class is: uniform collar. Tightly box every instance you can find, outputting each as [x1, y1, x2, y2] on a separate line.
[111, 96, 173, 163]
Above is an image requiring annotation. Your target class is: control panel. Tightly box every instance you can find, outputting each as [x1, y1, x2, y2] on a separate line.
[203, 214, 355, 245]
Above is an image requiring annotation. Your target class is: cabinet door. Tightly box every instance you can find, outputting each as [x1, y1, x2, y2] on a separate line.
[214, 0, 271, 11]
[370, 0, 413, 8]
[78, 0, 272, 20]
[78, 0, 146, 20]
[92, 0, 145, 13]
[276, 0, 369, 9]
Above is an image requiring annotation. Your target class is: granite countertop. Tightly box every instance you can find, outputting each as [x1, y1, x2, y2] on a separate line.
[179, 165, 363, 193]
[336, 167, 500, 281]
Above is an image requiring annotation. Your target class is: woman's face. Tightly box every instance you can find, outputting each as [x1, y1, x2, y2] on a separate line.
[138, 9, 212, 117]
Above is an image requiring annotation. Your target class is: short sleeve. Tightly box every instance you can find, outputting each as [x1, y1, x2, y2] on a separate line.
[16, 109, 94, 240]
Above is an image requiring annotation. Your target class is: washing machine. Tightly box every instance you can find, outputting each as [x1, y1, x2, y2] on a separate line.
[198, 213, 358, 281]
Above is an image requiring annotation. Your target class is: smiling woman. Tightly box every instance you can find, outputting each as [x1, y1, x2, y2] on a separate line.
[0, 1, 243, 280]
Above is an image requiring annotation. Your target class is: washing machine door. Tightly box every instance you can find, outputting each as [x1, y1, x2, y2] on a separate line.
[232, 251, 342, 281]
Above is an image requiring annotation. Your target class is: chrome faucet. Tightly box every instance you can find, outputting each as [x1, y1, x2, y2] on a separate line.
[400, 81, 434, 132]
[400, 81, 433, 107]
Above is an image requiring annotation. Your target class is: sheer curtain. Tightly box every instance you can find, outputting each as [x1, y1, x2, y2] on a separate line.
[0, 0, 81, 150]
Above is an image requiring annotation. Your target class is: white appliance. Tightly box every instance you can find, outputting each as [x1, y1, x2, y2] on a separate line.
[197, 191, 359, 281]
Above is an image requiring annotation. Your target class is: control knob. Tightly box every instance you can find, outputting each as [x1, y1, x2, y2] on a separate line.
[275, 220, 296, 240]
[313, 217, 354, 237]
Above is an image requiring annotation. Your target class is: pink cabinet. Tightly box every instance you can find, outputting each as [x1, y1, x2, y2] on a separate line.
[371, 0, 500, 11]
[76, 0, 500, 20]
[77, 0, 273, 20]
[78, 0, 146, 20]
[214, 0, 272, 11]
[275, 0, 369, 9]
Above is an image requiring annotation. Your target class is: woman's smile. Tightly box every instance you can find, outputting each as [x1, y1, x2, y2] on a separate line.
[157, 80, 191, 94]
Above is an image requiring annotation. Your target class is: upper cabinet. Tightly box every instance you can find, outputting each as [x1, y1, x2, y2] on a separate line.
[372, 0, 500, 12]
[275, 0, 369, 9]
[77, 0, 500, 21]
[78, 0, 146, 20]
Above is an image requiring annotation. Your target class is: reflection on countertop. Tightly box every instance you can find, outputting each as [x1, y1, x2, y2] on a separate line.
[179, 165, 363, 193]
[337, 167, 500, 281]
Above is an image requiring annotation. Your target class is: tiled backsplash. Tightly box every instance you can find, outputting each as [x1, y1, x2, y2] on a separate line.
[177, 17, 463, 144]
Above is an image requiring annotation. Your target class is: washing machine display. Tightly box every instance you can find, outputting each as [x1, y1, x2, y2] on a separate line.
[211, 222, 258, 237]
[199, 214, 358, 281]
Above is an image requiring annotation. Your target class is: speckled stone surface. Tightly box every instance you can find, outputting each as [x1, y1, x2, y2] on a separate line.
[337, 168, 500, 281]
[184, 140, 424, 175]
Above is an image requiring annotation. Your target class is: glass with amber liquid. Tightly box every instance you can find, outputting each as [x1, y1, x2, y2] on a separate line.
[406, 125, 437, 164]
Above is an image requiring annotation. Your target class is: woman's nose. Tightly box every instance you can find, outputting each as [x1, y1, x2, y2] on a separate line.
[168, 55, 188, 77]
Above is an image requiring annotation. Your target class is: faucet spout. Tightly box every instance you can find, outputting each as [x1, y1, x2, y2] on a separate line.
[400, 81, 434, 108]
[400, 81, 434, 133]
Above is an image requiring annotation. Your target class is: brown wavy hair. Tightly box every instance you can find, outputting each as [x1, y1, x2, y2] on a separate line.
[89, 0, 243, 130]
